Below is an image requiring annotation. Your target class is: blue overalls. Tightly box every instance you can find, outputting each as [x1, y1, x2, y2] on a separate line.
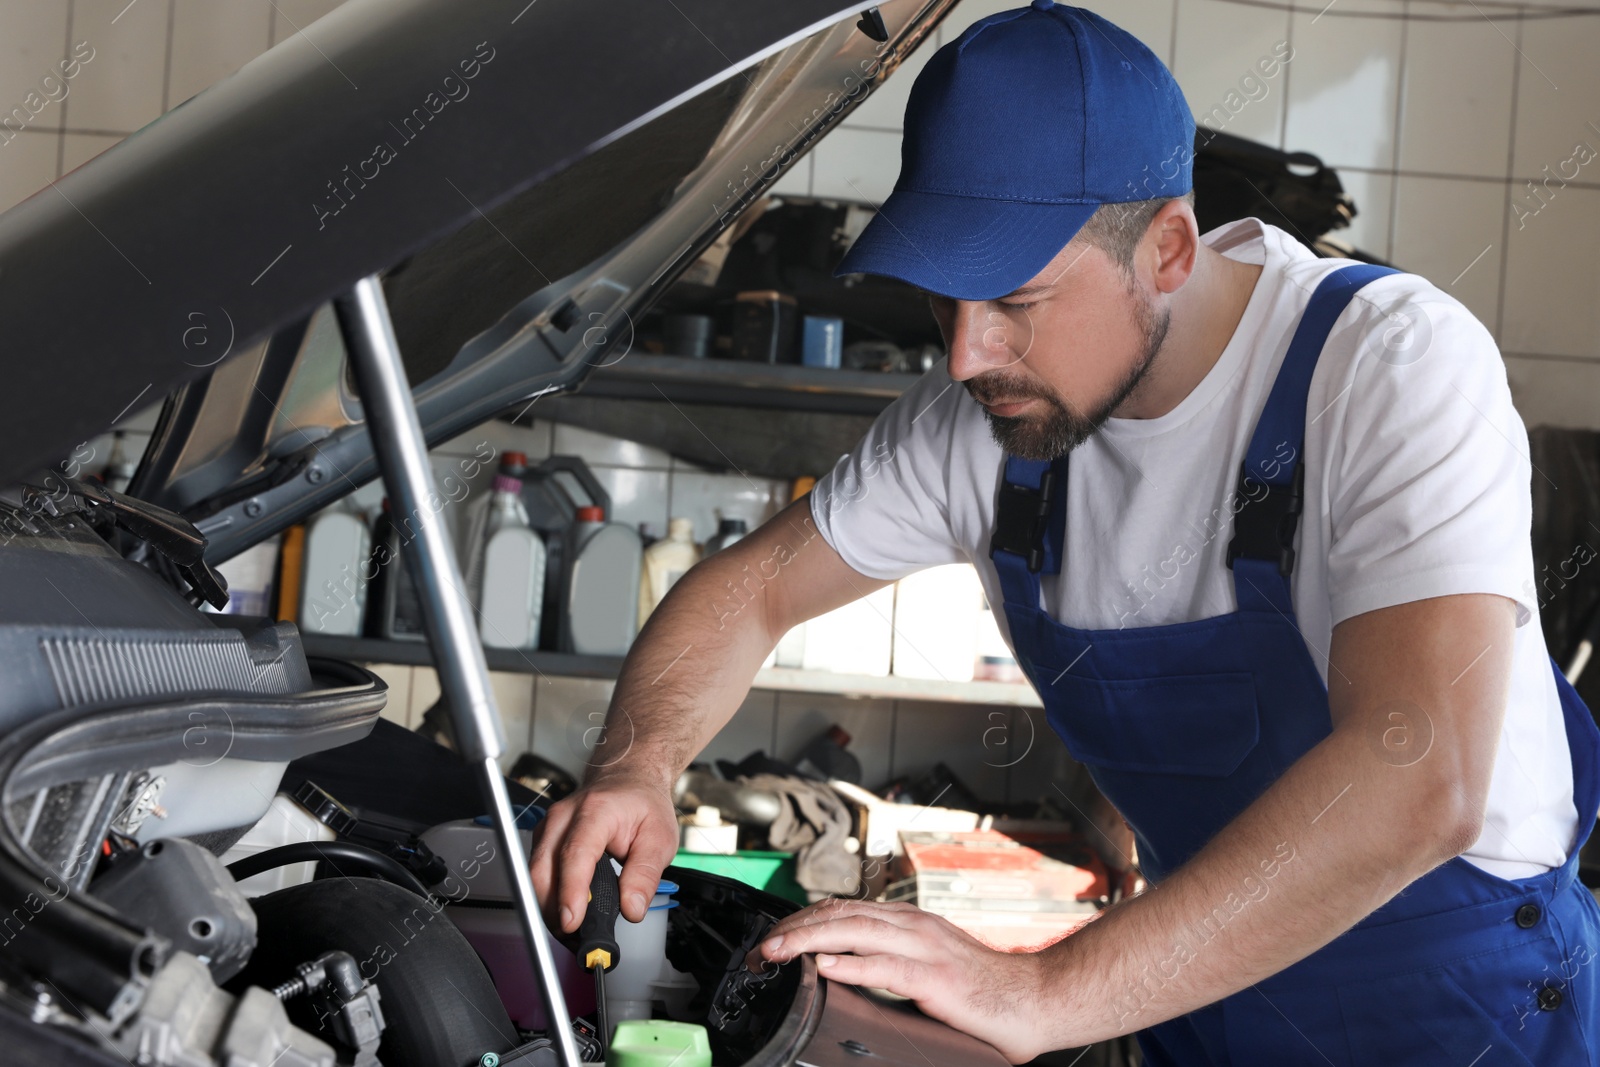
[990, 264, 1600, 1064]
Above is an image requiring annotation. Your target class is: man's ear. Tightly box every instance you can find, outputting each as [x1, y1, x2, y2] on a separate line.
[1147, 198, 1200, 296]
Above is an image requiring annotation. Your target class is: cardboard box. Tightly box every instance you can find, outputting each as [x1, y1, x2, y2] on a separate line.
[886, 828, 1109, 952]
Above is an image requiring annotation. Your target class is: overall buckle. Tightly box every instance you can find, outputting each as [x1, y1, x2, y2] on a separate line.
[1226, 461, 1304, 577]
[990, 467, 1057, 573]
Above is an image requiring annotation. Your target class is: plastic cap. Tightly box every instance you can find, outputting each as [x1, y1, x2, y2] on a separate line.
[503, 451, 528, 467]
[576, 505, 605, 522]
[826, 724, 853, 748]
[692, 805, 721, 827]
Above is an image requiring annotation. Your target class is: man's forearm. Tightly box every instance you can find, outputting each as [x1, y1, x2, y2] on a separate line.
[589, 552, 781, 787]
[1030, 719, 1483, 1050]
[587, 501, 863, 789]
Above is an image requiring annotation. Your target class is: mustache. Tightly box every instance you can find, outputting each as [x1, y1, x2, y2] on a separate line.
[965, 374, 1063, 409]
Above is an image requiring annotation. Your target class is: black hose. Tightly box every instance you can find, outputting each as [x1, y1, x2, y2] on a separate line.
[226, 841, 432, 900]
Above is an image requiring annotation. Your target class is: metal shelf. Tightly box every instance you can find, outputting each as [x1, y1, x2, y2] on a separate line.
[303, 635, 1040, 707]
[579, 354, 923, 415]
[752, 666, 1041, 708]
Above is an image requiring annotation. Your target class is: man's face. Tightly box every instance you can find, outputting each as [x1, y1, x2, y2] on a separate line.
[928, 238, 1168, 461]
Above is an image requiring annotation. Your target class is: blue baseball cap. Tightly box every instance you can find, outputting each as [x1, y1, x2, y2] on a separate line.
[835, 1, 1195, 300]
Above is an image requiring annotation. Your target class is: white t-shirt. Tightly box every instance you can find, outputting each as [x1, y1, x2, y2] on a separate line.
[812, 218, 1579, 880]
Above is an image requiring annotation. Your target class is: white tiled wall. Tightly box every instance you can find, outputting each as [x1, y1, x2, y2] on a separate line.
[790, 0, 1600, 431]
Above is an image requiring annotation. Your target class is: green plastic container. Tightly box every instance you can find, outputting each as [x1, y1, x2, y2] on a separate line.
[606, 1020, 711, 1066]
[670, 850, 807, 904]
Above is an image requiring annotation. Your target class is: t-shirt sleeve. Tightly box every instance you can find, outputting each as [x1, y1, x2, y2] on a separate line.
[1324, 282, 1536, 628]
[810, 361, 971, 580]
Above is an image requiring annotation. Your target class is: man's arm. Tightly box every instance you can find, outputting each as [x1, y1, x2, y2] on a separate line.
[756, 592, 1516, 1062]
[529, 496, 890, 929]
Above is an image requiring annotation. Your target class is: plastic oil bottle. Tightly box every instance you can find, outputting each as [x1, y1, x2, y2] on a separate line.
[460, 450, 530, 609]
[299, 504, 370, 636]
[479, 474, 546, 650]
[564, 505, 642, 655]
[638, 517, 700, 628]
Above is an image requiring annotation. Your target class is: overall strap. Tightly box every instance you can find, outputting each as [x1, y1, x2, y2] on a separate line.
[990, 454, 1069, 610]
[1229, 262, 1399, 614]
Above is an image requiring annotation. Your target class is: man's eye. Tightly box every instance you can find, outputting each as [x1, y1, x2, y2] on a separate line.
[998, 301, 1034, 311]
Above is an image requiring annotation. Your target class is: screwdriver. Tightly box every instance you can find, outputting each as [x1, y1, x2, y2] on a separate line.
[577, 855, 622, 1058]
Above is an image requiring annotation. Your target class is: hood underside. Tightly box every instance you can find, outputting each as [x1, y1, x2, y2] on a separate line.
[0, 0, 953, 562]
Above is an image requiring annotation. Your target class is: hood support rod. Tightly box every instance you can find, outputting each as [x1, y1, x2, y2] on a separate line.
[336, 275, 581, 1067]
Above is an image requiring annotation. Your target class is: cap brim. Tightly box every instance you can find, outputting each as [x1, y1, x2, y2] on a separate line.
[834, 189, 1099, 301]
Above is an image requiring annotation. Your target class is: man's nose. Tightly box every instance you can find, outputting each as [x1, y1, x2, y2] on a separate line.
[946, 302, 1022, 381]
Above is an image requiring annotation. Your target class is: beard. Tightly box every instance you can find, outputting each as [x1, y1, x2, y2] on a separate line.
[967, 293, 1169, 461]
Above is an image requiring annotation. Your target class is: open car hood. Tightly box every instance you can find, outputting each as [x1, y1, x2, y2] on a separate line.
[0, 0, 952, 563]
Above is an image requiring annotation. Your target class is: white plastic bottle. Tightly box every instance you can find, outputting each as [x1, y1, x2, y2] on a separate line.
[480, 475, 546, 650]
[300, 505, 370, 635]
[461, 451, 530, 608]
[638, 517, 700, 628]
[566, 506, 642, 655]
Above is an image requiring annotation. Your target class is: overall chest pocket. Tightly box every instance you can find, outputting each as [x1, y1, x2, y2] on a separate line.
[1043, 671, 1261, 777]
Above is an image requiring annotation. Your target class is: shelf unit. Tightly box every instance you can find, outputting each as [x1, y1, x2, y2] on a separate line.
[578, 354, 924, 415]
[302, 634, 1040, 708]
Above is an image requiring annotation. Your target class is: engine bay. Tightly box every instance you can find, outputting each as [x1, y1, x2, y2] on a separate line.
[0, 487, 998, 1067]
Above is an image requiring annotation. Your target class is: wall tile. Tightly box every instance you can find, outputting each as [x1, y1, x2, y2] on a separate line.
[1173, 0, 1292, 149]
[1510, 15, 1600, 183]
[366, 662, 414, 729]
[552, 422, 671, 470]
[888, 700, 1008, 806]
[773, 691, 893, 789]
[489, 670, 535, 770]
[1328, 169, 1393, 262]
[167, 0, 271, 109]
[67, 0, 170, 133]
[668, 469, 784, 544]
[809, 126, 901, 204]
[1389, 175, 1505, 334]
[410, 665, 442, 724]
[1395, 3, 1517, 179]
[1505, 355, 1600, 432]
[592, 465, 670, 537]
[531, 675, 616, 782]
[269, 0, 347, 47]
[0, 129, 61, 212]
[693, 690, 777, 768]
[770, 153, 811, 198]
[0, 3, 70, 134]
[1283, 5, 1403, 169]
[60, 130, 120, 174]
[436, 419, 552, 463]
[1500, 185, 1600, 359]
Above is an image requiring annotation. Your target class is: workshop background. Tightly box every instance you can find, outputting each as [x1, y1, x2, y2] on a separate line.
[3, 0, 1599, 805]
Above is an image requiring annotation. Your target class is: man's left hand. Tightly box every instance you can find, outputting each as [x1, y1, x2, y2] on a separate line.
[753, 899, 1047, 1064]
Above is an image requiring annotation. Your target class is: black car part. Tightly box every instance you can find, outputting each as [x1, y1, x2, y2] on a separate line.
[271, 950, 386, 1066]
[239, 878, 518, 1067]
[91, 838, 258, 984]
[225, 841, 431, 901]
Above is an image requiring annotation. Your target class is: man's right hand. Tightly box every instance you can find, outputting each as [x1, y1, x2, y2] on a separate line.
[526, 496, 886, 932]
[529, 772, 680, 931]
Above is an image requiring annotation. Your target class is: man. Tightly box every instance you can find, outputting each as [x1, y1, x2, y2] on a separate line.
[531, 3, 1600, 1063]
